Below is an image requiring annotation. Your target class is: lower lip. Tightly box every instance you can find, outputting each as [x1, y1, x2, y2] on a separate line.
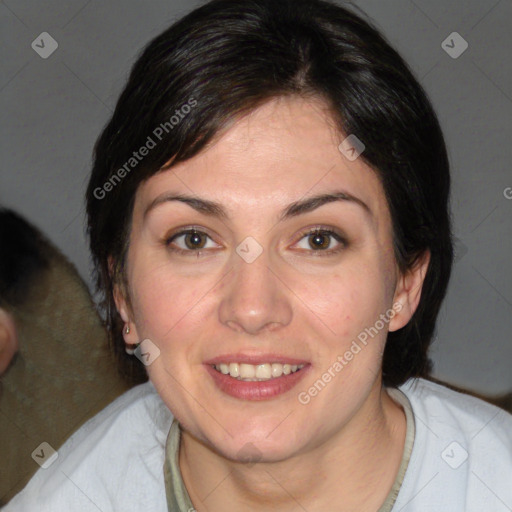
[204, 364, 310, 401]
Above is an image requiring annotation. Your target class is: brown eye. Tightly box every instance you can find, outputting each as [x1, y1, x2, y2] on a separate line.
[166, 229, 218, 254]
[294, 228, 347, 256]
[308, 231, 332, 250]
[183, 231, 207, 249]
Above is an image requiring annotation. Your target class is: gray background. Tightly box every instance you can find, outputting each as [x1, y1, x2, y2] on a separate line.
[1, 0, 511, 394]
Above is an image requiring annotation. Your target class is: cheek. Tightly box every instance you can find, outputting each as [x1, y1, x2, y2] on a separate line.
[299, 266, 390, 343]
[128, 260, 207, 343]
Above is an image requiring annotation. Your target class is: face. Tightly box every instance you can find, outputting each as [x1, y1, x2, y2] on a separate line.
[116, 96, 424, 462]
[0, 307, 18, 376]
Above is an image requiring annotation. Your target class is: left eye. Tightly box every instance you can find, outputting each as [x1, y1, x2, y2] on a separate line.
[295, 230, 345, 252]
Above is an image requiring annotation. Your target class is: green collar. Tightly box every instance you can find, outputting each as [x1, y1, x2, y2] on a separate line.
[164, 418, 195, 511]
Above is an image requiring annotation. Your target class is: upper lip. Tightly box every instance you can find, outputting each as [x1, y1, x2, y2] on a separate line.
[204, 353, 309, 365]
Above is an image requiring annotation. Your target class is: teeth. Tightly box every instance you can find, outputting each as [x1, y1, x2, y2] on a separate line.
[229, 363, 239, 377]
[240, 363, 255, 379]
[213, 362, 305, 380]
[256, 364, 271, 379]
[271, 364, 283, 378]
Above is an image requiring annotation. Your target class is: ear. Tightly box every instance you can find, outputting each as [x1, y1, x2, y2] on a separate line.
[0, 307, 18, 375]
[389, 250, 430, 332]
[110, 256, 140, 343]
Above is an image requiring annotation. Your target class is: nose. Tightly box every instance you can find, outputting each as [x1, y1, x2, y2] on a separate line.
[218, 249, 293, 335]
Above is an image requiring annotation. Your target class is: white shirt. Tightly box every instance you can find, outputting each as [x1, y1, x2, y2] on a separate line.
[3, 378, 512, 511]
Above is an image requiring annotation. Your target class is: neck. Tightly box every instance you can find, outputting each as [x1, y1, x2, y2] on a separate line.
[179, 382, 406, 512]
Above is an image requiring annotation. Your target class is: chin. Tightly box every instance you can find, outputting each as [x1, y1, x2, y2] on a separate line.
[204, 420, 307, 464]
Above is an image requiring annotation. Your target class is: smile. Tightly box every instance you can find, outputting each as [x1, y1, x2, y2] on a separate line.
[205, 361, 311, 400]
[212, 362, 305, 381]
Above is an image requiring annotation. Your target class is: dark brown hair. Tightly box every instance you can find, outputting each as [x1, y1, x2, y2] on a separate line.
[86, 0, 453, 386]
[0, 208, 50, 310]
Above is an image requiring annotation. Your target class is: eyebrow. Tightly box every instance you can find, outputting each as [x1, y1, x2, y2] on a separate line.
[144, 190, 372, 222]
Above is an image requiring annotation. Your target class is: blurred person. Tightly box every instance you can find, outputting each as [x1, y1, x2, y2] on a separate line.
[0, 209, 130, 504]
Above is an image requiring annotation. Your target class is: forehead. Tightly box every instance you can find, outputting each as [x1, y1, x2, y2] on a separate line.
[134, 96, 390, 226]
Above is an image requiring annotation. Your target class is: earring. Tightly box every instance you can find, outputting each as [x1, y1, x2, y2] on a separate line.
[125, 343, 137, 355]
[125, 324, 130, 334]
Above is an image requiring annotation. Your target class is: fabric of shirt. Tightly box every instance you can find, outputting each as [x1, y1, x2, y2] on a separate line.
[3, 378, 512, 511]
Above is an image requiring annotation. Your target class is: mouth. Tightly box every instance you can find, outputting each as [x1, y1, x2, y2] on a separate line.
[204, 356, 310, 400]
[211, 362, 305, 381]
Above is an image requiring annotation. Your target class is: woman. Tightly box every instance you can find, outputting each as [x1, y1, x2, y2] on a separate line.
[5, 0, 511, 510]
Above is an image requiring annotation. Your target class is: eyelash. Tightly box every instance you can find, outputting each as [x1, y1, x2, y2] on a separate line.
[165, 226, 347, 258]
[295, 227, 347, 257]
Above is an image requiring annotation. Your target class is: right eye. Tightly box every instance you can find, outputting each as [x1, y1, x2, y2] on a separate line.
[166, 229, 220, 256]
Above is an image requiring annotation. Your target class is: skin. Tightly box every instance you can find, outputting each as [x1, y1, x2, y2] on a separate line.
[0, 307, 18, 376]
[115, 96, 430, 511]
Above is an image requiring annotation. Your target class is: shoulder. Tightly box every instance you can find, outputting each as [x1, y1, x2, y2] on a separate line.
[3, 381, 173, 512]
[393, 378, 512, 512]
[400, 377, 512, 442]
